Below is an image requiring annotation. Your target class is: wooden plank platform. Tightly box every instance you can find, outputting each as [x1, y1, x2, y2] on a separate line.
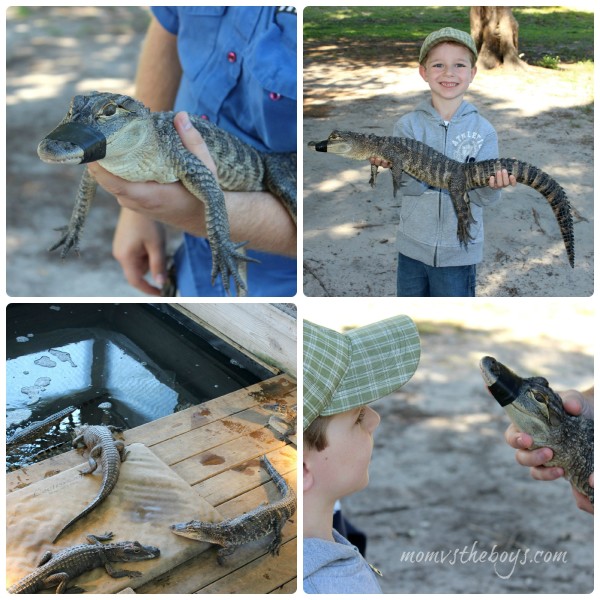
[6, 375, 297, 594]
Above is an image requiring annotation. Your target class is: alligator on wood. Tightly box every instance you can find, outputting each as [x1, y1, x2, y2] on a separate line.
[309, 130, 574, 267]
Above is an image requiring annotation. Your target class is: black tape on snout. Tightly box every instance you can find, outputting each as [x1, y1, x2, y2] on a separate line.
[488, 376, 522, 407]
[311, 140, 328, 152]
[46, 122, 107, 163]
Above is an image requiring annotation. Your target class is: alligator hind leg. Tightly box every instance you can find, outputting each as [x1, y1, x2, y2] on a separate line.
[216, 544, 238, 566]
[267, 524, 284, 556]
[448, 174, 476, 247]
[42, 573, 72, 594]
[49, 167, 97, 258]
[79, 444, 102, 475]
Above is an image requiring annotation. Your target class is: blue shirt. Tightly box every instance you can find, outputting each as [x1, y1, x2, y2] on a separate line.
[152, 6, 297, 296]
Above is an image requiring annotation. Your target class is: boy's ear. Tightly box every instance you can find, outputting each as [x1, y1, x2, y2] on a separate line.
[418, 63, 428, 82]
[303, 460, 314, 492]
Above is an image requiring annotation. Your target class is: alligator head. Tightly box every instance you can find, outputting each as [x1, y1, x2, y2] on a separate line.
[111, 542, 160, 562]
[479, 355, 567, 446]
[480, 355, 594, 503]
[37, 92, 151, 165]
[169, 519, 223, 543]
[308, 130, 375, 160]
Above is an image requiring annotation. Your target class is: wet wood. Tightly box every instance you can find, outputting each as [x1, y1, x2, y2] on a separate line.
[6, 375, 297, 594]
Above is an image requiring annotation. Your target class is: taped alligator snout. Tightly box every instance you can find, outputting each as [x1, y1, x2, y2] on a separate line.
[479, 356, 523, 407]
[308, 139, 328, 152]
[38, 122, 107, 164]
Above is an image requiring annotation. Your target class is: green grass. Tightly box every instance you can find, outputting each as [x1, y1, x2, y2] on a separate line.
[304, 6, 593, 65]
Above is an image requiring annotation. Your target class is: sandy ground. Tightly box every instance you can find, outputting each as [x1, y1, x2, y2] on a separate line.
[303, 58, 594, 297]
[6, 7, 161, 297]
[302, 299, 594, 593]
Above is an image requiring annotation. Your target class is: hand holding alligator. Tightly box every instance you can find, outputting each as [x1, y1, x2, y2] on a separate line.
[504, 387, 594, 514]
[90, 111, 296, 294]
[369, 157, 516, 189]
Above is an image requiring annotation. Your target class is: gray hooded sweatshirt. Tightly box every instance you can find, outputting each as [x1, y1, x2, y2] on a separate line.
[304, 529, 382, 593]
[394, 99, 501, 266]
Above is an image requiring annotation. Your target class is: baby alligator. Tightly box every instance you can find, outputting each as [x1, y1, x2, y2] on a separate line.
[6, 406, 75, 449]
[309, 130, 574, 267]
[480, 356, 593, 503]
[52, 425, 127, 543]
[38, 92, 297, 295]
[8, 532, 160, 594]
[170, 455, 296, 564]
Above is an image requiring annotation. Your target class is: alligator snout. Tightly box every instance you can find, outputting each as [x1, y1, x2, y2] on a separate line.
[308, 139, 328, 152]
[38, 122, 107, 164]
[479, 356, 523, 407]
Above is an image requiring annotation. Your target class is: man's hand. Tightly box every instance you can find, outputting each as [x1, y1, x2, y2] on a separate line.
[504, 389, 594, 514]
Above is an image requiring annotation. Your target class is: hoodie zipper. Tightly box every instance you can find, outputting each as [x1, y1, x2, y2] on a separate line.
[434, 122, 449, 267]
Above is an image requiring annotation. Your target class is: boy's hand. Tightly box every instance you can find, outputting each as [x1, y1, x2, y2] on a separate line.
[489, 169, 517, 189]
[370, 157, 392, 169]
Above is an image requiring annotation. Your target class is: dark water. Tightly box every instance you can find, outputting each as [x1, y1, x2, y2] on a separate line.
[6, 303, 272, 471]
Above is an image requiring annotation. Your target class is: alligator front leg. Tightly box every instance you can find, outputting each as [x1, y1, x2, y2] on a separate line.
[215, 544, 238, 566]
[103, 562, 142, 579]
[49, 167, 97, 258]
[178, 157, 258, 296]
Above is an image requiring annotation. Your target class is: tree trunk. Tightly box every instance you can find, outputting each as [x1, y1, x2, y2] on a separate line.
[470, 7, 527, 70]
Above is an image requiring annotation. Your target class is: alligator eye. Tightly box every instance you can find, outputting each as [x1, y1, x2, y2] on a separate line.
[100, 103, 117, 117]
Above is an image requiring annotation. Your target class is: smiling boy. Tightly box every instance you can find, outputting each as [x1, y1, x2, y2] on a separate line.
[303, 316, 421, 593]
[373, 27, 516, 296]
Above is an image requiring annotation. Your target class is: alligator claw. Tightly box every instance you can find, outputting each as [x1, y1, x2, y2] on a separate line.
[211, 240, 260, 295]
[49, 226, 80, 257]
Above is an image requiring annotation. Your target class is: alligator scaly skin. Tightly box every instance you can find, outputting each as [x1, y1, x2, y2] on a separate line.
[7, 406, 76, 449]
[480, 356, 593, 503]
[52, 425, 127, 543]
[309, 130, 574, 267]
[170, 455, 296, 564]
[8, 532, 160, 594]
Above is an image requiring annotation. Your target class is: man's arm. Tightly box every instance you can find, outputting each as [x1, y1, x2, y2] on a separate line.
[111, 15, 182, 294]
[109, 16, 296, 295]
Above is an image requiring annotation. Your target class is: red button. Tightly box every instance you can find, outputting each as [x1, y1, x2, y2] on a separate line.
[269, 92, 282, 101]
[200, 114, 209, 120]
[227, 51, 237, 63]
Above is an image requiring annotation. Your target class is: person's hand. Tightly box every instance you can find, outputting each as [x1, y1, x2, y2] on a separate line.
[488, 168, 517, 189]
[88, 111, 212, 295]
[112, 209, 167, 296]
[504, 389, 594, 513]
[369, 157, 392, 169]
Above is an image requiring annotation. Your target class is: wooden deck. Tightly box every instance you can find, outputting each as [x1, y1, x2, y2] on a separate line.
[6, 375, 297, 594]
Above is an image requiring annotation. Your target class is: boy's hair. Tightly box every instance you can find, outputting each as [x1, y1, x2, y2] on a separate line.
[304, 415, 332, 452]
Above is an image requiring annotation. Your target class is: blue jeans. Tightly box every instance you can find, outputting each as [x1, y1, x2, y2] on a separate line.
[396, 253, 476, 297]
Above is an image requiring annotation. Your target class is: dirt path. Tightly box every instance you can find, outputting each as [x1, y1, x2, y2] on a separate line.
[303, 300, 593, 593]
[303, 59, 593, 297]
[6, 7, 154, 297]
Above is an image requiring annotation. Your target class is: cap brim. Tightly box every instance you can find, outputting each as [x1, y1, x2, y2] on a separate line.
[324, 316, 420, 415]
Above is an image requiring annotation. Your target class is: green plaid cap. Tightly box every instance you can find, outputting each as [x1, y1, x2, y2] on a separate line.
[419, 27, 478, 64]
[303, 316, 421, 431]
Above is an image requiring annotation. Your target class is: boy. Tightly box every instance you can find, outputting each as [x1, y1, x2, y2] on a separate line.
[303, 316, 421, 593]
[373, 27, 516, 296]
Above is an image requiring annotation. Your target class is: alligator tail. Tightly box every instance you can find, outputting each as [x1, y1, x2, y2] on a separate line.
[468, 159, 574, 267]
